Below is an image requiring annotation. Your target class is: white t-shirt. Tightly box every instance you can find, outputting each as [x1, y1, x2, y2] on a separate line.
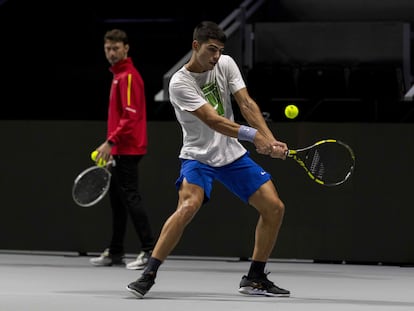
[169, 54, 247, 167]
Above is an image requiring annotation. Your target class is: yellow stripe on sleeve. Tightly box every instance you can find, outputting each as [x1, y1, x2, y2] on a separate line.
[127, 74, 132, 106]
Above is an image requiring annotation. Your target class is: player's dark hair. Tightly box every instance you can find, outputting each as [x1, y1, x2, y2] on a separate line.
[104, 29, 129, 44]
[193, 21, 226, 44]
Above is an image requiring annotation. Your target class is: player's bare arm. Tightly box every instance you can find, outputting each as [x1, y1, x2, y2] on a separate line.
[233, 88, 288, 158]
[233, 88, 273, 137]
[191, 103, 239, 136]
[191, 103, 281, 157]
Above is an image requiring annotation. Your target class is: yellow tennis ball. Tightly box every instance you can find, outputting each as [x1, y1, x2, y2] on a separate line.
[91, 150, 106, 166]
[91, 150, 98, 161]
[284, 104, 299, 119]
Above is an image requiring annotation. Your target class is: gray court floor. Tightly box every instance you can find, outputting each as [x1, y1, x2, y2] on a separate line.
[1, 251, 413, 311]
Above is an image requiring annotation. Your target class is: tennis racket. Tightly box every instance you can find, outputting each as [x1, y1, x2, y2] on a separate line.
[286, 139, 355, 186]
[72, 160, 115, 207]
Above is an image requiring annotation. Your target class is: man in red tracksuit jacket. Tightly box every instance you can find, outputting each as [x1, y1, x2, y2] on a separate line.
[90, 29, 155, 270]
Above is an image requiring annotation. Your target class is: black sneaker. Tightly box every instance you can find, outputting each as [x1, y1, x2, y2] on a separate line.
[238, 273, 290, 297]
[126, 273, 155, 298]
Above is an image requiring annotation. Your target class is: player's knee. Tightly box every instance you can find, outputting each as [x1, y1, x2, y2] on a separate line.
[265, 198, 285, 220]
[276, 199, 285, 216]
[175, 201, 199, 225]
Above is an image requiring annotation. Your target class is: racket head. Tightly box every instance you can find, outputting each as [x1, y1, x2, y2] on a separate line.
[72, 165, 112, 207]
[288, 139, 355, 186]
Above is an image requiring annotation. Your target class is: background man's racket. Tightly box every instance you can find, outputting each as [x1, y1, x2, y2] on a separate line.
[286, 139, 355, 186]
[72, 161, 115, 207]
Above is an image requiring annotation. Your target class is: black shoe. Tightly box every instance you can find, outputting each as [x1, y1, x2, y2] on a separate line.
[238, 273, 290, 297]
[126, 273, 155, 298]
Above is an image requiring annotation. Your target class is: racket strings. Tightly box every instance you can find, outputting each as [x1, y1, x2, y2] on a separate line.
[308, 150, 325, 179]
[73, 168, 111, 206]
[315, 144, 353, 184]
[291, 140, 355, 186]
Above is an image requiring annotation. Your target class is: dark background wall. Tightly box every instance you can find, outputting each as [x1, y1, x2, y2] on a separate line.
[0, 0, 243, 121]
[246, 21, 413, 123]
[1, 121, 413, 264]
[1, 0, 414, 122]
[0, 0, 413, 264]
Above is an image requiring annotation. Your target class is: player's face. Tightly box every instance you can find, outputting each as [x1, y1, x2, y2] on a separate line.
[104, 40, 129, 65]
[195, 39, 224, 71]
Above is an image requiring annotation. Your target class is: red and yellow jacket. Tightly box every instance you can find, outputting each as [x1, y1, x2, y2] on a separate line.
[107, 57, 147, 155]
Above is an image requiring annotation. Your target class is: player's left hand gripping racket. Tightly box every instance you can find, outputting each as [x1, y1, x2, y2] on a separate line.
[72, 160, 115, 207]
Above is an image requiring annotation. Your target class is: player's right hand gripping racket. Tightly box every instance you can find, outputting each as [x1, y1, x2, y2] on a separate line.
[72, 160, 115, 207]
[286, 139, 355, 186]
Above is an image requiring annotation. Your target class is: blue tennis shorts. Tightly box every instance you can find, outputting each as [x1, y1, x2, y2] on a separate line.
[175, 152, 271, 204]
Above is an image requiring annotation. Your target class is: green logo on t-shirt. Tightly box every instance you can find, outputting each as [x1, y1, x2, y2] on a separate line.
[202, 81, 224, 116]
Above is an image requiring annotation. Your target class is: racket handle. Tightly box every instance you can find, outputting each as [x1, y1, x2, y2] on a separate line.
[107, 160, 116, 167]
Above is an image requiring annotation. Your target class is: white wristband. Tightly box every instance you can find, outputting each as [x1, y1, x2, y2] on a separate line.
[238, 125, 257, 143]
